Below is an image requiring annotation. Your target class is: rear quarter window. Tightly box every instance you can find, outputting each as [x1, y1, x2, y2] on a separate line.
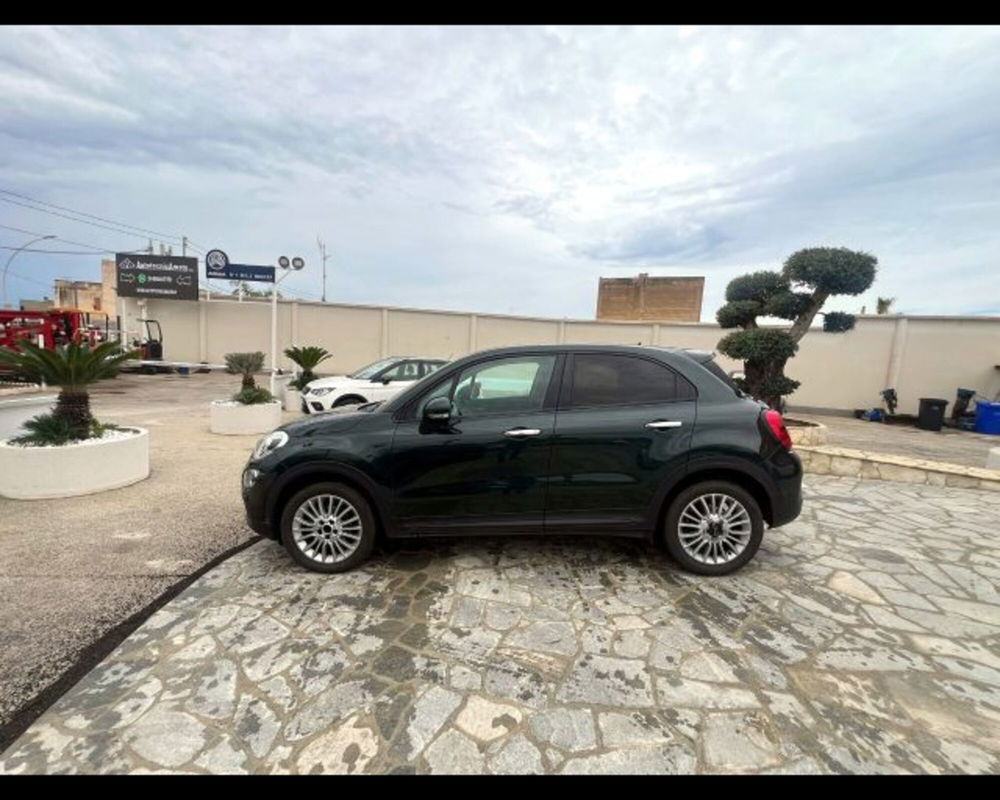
[699, 358, 742, 395]
[567, 354, 695, 408]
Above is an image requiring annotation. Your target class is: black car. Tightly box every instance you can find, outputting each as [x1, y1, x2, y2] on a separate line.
[242, 345, 802, 576]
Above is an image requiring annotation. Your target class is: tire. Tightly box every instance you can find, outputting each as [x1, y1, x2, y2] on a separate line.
[662, 480, 763, 576]
[332, 395, 366, 408]
[280, 482, 376, 573]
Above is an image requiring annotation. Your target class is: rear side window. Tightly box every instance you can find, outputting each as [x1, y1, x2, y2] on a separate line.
[566, 354, 695, 408]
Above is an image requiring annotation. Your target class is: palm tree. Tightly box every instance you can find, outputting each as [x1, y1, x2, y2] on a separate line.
[876, 296, 896, 315]
[284, 346, 332, 389]
[0, 340, 137, 438]
[224, 351, 266, 390]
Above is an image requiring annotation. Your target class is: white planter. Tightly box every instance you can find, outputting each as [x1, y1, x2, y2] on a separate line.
[283, 387, 302, 412]
[210, 400, 282, 435]
[0, 427, 150, 500]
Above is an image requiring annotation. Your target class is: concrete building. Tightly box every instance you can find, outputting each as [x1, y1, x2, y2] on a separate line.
[597, 273, 704, 323]
[53, 260, 118, 314]
[19, 297, 54, 312]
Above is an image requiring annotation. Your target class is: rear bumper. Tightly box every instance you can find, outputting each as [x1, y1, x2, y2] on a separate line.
[769, 450, 803, 527]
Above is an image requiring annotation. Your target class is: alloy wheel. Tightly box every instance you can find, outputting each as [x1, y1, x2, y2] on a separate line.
[677, 492, 753, 566]
[291, 493, 364, 564]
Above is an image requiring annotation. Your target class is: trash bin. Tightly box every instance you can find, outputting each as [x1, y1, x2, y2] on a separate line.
[975, 400, 1000, 435]
[917, 398, 948, 432]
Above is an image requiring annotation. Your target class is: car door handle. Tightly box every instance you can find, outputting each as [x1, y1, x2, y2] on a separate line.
[645, 420, 683, 429]
[504, 428, 542, 438]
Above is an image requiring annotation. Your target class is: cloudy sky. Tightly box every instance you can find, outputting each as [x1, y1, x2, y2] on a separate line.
[2, 25, 999, 320]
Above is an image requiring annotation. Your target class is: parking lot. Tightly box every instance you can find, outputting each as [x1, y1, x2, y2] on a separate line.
[3, 471, 999, 773]
[0, 372, 278, 737]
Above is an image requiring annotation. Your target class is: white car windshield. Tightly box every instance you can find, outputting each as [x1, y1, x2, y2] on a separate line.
[347, 357, 400, 380]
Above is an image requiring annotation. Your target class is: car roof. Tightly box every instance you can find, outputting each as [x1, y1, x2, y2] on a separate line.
[442, 344, 714, 360]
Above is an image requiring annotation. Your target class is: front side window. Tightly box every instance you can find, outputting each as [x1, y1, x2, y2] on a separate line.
[567, 354, 695, 408]
[348, 357, 400, 380]
[381, 360, 420, 381]
[415, 355, 556, 418]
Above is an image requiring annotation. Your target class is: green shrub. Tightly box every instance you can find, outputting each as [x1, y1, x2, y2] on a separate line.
[233, 386, 274, 405]
[823, 311, 857, 333]
[9, 414, 123, 446]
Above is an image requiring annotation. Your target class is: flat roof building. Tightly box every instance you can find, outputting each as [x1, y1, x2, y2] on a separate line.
[596, 273, 704, 323]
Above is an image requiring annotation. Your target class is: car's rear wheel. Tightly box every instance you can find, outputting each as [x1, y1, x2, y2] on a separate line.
[280, 482, 375, 573]
[663, 480, 763, 575]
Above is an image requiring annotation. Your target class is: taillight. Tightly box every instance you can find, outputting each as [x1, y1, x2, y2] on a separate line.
[764, 409, 793, 450]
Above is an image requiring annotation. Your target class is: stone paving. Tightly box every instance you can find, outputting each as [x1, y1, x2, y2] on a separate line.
[3, 475, 1000, 774]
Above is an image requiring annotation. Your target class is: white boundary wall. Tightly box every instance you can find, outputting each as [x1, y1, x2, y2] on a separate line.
[125, 297, 1000, 415]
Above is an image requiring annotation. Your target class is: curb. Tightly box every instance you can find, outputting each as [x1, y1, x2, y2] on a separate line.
[797, 445, 1000, 491]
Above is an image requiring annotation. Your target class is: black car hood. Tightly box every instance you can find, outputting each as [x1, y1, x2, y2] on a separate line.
[281, 409, 373, 438]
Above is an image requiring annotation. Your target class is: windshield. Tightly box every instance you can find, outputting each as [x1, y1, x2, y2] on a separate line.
[348, 357, 399, 380]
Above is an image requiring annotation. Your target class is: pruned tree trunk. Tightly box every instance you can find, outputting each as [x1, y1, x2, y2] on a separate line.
[787, 291, 829, 342]
[55, 390, 93, 438]
[743, 356, 790, 410]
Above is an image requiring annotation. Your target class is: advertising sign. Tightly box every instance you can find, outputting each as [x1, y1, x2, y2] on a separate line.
[116, 254, 199, 301]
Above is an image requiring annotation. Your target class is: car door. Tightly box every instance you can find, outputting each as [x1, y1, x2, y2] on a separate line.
[545, 352, 696, 535]
[388, 353, 562, 535]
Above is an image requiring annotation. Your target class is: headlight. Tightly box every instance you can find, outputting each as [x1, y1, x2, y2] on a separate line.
[242, 468, 260, 490]
[309, 387, 333, 396]
[252, 430, 289, 460]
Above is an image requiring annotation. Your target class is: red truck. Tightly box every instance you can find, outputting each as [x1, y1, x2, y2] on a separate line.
[0, 309, 109, 375]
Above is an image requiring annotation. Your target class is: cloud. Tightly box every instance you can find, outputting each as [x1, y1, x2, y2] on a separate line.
[1, 25, 998, 320]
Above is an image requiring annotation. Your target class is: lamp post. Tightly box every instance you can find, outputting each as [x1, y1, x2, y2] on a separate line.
[270, 255, 304, 395]
[2, 235, 56, 308]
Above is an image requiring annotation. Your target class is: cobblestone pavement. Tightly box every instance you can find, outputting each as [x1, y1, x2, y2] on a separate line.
[3, 476, 1000, 774]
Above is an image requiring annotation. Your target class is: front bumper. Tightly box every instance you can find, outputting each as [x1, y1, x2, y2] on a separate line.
[301, 395, 332, 414]
[242, 466, 278, 539]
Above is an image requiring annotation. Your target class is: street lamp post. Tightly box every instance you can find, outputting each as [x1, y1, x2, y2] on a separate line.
[2, 235, 56, 308]
[269, 255, 304, 395]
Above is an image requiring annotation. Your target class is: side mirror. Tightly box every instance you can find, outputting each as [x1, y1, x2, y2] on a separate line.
[423, 396, 452, 423]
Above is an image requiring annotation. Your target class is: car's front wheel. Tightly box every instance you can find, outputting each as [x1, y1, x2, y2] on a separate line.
[663, 480, 763, 575]
[332, 395, 366, 408]
[280, 482, 376, 573]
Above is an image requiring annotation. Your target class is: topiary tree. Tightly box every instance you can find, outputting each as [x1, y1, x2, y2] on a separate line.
[717, 247, 877, 409]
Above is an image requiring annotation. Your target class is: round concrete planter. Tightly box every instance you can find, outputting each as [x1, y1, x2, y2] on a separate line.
[283, 387, 302, 412]
[0, 427, 149, 500]
[210, 400, 282, 435]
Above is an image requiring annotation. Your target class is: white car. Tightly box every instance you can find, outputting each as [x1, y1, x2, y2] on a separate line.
[300, 356, 448, 414]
